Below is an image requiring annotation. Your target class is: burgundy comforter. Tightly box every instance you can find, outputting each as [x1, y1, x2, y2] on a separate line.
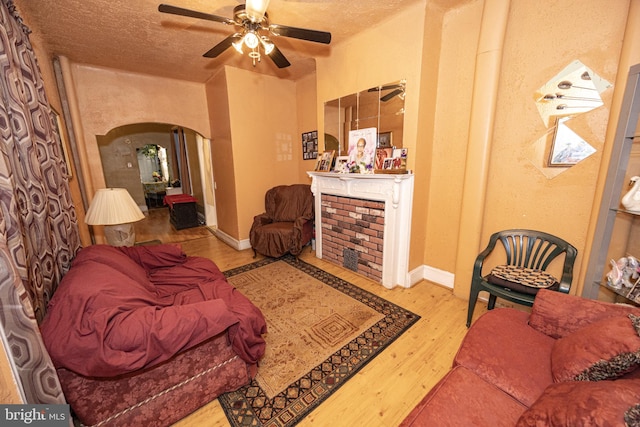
[40, 244, 267, 377]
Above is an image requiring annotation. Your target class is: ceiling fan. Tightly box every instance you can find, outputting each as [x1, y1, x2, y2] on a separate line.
[158, 0, 331, 68]
[368, 81, 406, 102]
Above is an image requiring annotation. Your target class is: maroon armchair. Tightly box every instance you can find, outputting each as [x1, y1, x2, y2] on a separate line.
[250, 184, 314, 258]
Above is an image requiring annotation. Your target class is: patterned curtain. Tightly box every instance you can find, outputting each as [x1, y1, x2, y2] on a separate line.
[0, 0, 80, 403]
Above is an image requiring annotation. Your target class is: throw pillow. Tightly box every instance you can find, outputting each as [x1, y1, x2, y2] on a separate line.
[516, 379, 640, 427]
[486, 265, 559, 295]
[631, 313, 640, 335]
[627, 404, 640, 426]
[551, 314, 640, 382]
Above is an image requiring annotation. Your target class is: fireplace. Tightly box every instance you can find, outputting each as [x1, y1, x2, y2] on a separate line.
[307, 172, 414, 288]
[321, 195, 385, 282]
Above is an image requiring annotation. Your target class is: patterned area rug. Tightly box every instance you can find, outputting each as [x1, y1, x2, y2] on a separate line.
[219, 255, 420, 427]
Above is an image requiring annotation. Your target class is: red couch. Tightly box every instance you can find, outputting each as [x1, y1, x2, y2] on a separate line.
[401, 290, 640, 426]
[40, 244, 267, 426]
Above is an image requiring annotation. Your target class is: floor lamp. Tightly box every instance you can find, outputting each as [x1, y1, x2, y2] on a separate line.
[85, 188, 145, 246]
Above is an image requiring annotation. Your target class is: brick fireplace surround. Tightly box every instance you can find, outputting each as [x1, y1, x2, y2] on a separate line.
[307, 172, 414, 288]
[321, 195, 385, 282]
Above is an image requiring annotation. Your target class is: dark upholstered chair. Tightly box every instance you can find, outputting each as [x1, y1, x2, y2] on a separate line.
[466, 229, 577, 327]
[249, 184, 314, 258]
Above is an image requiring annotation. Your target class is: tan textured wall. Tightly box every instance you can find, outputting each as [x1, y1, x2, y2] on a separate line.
[67, 63, 210, 187]
[424, 1, 483, 276]
[206, 68, 238, 239]
[296, 72, 319, 182]
[226, 67, 300, 239]
[206, 66, 303, 241]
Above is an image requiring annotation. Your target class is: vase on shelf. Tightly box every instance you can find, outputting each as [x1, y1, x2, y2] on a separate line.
[621, 176, 640, 213]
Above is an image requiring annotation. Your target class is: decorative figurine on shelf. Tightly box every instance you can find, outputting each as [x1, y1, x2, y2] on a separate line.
[621, 176, 640, 212]
[607, 256, 640, 289]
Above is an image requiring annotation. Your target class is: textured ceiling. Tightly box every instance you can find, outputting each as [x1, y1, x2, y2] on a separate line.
[13, 0, 469, 83]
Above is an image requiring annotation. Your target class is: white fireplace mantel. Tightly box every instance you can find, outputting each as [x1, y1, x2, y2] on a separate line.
[307, 172, 414, 288]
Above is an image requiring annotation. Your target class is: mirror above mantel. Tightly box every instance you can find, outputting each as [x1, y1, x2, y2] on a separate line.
[324, 80, 406, 156]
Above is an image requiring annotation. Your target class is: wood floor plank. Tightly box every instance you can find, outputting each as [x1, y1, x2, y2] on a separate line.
[137, 211, 488, 426]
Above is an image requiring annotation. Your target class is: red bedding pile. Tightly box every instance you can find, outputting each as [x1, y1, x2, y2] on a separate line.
[40, 244, 267, 377]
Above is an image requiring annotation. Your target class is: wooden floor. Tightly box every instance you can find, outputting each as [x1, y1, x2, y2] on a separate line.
[134, 207, 214, 244]
[135, 210, 489, 427]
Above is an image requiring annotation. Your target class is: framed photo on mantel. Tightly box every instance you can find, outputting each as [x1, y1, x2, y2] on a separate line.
[374, 147, 408, 174]
[315, 150, 335, 172]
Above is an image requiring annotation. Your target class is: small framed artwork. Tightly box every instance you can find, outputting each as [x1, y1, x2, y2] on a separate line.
[302, 130, 319, 160]
[315, 150, 335, 172]
[333, 156, 349, 172]
[375, 147, 393, 170]
[376, 147, 408, 174]
[378, 131, 392, 148]
[382, 158, 394, 170]
[392, 147, 408, 169]
[547, 116, 596, 167]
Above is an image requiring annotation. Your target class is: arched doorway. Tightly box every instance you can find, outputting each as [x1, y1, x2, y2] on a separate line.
[96, 123, 217, 240]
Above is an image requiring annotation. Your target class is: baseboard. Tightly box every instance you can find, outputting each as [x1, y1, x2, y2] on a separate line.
[212, 229, 251, 251]
[409, 264, 455, 289]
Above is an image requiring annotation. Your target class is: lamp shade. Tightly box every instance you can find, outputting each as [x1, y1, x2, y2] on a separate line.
[85, 188, 145, 225]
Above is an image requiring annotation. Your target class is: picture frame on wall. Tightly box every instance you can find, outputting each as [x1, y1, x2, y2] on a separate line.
[547, 116, 596, 167]
[302, 130, 319, 160]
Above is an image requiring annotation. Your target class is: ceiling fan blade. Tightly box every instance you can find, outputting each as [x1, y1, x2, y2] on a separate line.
[268, 44, 291, 68]
[158, 4, 234, 25]
[203, 34, 240, 58]
[245, 0, 271, 23]
[368, 84, 402, 93]
[381, 88, 403, 102]
[269, 24, 331, 44]
[380, 84, 403, 91]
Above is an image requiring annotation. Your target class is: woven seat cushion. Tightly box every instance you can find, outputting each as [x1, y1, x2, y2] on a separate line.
[487, 265, 559, 295]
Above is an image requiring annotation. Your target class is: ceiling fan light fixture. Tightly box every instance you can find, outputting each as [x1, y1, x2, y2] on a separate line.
[232, 34, 244, 53]
[260, 36, 275, 55]
[244, 31, 259, 49]
[245, 0, 270, 23]
[232, 41, 243, 54]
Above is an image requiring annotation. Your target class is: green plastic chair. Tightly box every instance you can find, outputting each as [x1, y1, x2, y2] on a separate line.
[466, 229, 577, 327]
